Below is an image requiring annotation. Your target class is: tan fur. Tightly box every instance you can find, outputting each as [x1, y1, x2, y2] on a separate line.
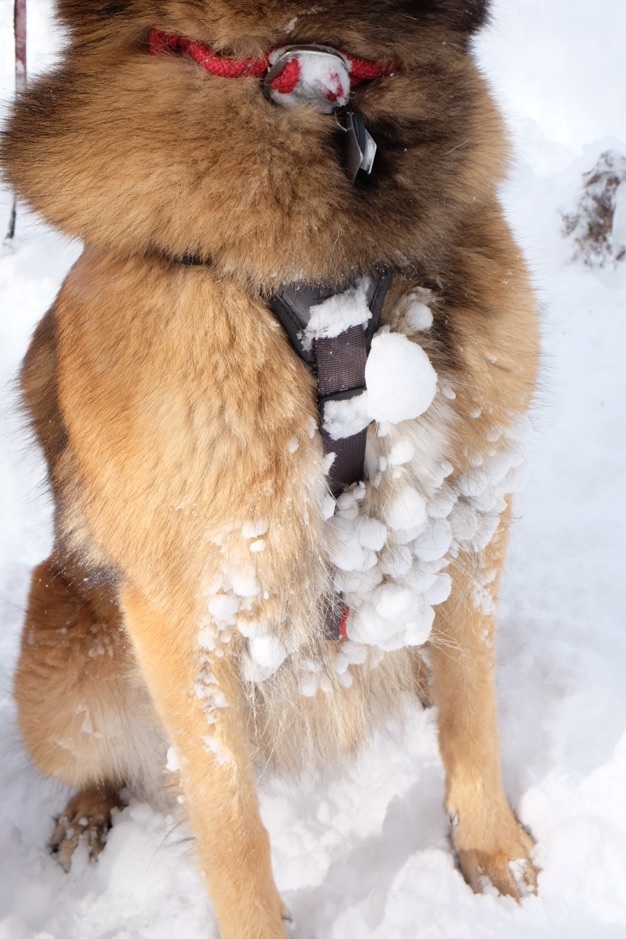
[2, 1, 539, 935]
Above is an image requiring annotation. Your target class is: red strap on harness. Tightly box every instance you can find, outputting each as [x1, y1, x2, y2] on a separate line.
[339, 604, 350, 640]
[148, 28, 396, 94]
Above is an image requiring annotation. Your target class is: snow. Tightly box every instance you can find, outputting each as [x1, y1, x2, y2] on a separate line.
[2, 1, 626, 937]
[241, 519, 269, 538]
[248, 635, 288, 671]
[365, 330, 438, 424]
[303, 278, 371, 348]
[320, 345, 524, 656]
[165, 747, 179, 773]
[382, 482, 428, 533]
[404, 296, 433, 332]
[322, 391, 370, 440]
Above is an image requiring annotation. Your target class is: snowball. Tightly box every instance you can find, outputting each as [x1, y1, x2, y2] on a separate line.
[411, 518, 453, 563]
[229, 567, 260, 598]
[208, 593, 239, 625]
[198, 626, 217, 650]
[423, 572, 452, 605]
[402, 605, 436, 645]
[391, 524, 428, 545]
[337, 669, 353, 688]
[405, 297, 434, 331]
[371, 582, 417, 623]
[248, 635, 288, 671]
[334, 565, 384, 595]
[388, 439, 415, 466]
[378, 544, 413, 578]
[328, 516, 378, 573]
[384, 483, 427, 531]
[365, 332, 437, 424]
[471, 512, 501, 551]
[348, 605, 395, 646]
[400, 564, 437, 594]
[457, 469, 490, 499]
[337, 488, 358, 511]
[236, 617, 268, 638]
[356, 517, 387, 551]
[449, 500, 480, 542]
[426, 485, 458, 520]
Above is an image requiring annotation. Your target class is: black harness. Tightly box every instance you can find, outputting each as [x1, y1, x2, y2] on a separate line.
[268, 268, 393, 496]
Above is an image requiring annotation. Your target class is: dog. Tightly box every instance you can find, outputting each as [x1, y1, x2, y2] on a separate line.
[1, 1, 539, 935]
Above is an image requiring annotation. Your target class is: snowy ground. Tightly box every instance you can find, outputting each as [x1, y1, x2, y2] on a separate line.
[1, 1, 626, 936]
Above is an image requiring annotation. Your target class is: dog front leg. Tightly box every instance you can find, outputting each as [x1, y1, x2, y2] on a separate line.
[120, 586, 287, 939]
[430, 508, 538, 898]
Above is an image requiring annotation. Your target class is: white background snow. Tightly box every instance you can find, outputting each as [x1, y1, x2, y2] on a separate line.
[1, 0, 626, 936]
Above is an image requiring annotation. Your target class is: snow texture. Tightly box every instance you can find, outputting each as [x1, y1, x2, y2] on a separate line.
[303, 277, 371, 348]
[322, 392, 370, 440]
[2, 1, 626, 936]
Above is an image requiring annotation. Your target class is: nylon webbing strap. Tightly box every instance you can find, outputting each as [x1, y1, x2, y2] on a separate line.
[268, 269, 392, 639]
[175, 258, 393, 638]
[268, 267, 392, 496]
[316, 326, 368, 496]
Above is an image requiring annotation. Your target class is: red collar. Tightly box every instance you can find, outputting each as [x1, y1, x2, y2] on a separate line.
[149, 28, 397, 97]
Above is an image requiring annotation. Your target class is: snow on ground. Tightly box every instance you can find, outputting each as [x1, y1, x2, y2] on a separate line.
[1, 0, 626, 936]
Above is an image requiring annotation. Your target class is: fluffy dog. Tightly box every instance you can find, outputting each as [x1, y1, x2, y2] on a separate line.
[1, 0, 539, 935]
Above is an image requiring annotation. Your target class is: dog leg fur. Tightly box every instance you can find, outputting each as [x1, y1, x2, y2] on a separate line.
[430, 505, 538, 898]
[14, 555, 165, 867]
[120, 585, 288, 939]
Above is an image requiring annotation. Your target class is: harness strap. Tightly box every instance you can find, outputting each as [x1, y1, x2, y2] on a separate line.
[268, 268, 392, 496]
[317, 326, 369, 494]
[269, 269, 393, 639]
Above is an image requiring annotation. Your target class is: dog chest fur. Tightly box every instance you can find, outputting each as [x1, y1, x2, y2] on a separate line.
[28, 237, 537, 774]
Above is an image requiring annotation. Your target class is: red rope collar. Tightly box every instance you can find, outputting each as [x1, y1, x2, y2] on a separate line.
[149, 28, 396, 96]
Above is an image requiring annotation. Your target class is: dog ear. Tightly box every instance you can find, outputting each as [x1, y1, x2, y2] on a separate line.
[56, 0, 133, 30]
[400, 0, 490, 35]
[452, 0, 490, 33]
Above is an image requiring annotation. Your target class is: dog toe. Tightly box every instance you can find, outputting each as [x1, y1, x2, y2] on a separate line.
[457, 824, 538, 900]
[49, 783, 123, 871]
[453, 807, 538, 900]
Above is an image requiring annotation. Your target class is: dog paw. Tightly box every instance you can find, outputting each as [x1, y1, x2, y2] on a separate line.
[454, 815, 538, 899]
[49, 784, 123, 872]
